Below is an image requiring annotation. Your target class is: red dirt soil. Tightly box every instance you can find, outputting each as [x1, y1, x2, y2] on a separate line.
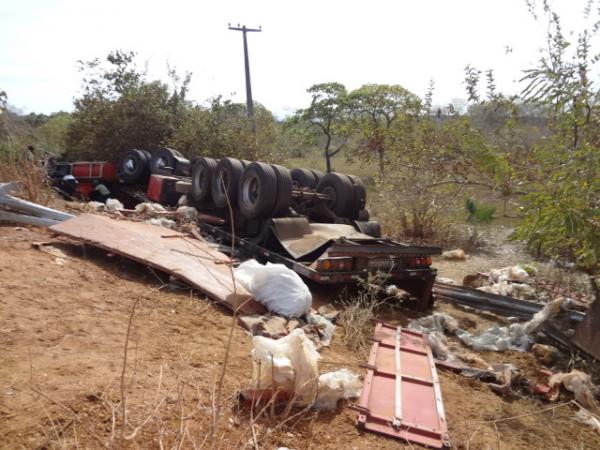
[0, 224, 598, 449]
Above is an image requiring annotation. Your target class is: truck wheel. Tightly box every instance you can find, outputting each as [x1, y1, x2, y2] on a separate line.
[238, 162, 278, 219]
[151, 148, 180, 175]
[191, 157, 217, 202]
[291, 168, 317, 188]
[174, 157, 191, 176]
[270, 164, 293, 217]
[316, 172, 355, 218]
[346, 174, 367, 216]
[310, 169, 325, 184]
[211, 157, 244, 208]
[120, 149, 151, 183]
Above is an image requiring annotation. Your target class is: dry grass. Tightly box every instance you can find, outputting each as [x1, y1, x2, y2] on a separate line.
[337, 279, 386, 359]
[0, 154, 52, 204]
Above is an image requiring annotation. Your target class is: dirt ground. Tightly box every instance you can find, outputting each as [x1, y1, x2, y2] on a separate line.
[1, 224, 599, 449]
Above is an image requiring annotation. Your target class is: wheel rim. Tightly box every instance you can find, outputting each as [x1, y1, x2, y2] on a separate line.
[242, 174, 260, 207]
[125, 157, 137, 174]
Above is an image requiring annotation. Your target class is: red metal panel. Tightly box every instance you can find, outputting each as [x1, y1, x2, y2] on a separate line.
[572, 298, 600, 360]
[147, 174, 165, 202]
[71, 161, 117, 182]
[352, 321, 450, 448]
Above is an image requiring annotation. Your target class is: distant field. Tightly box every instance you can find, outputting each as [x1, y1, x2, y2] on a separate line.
[284, 150, 524, 226]
[285, 152, 378, 182]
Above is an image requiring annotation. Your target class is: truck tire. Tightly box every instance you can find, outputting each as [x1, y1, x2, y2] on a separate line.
[211, 157, 244, 208]
[241, 159, 252, 168]
[140, 150, 152, 165]
[310, 169, 325, 184]
[270, 164, 293, 217]
[238, 162, 278, 219]
[151, 148, 180, 175]
[291, 168, 317, 189]
[346, 174, 367, 215]
[174, 157, 191, 176]
[191, 157, 218, 202]
[316, 172, 355, 218]
[119, 149, 151, 183]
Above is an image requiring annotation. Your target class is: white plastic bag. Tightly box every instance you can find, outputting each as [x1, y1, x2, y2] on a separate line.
[105, 198, 124, 211]
[251, 329, 320, 404]
[315, 369, 362, 411]
[234, 260, 312, 318]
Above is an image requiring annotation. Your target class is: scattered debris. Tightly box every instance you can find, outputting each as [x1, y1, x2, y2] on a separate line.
[240, 315, 289, 339]
[574, 408, 600, 434]
[315, 369, 362, 411]
[489, 265, 530, 283]
[105, 198, 124, 211]
[239, 312, 337, 348]
[250, 329, 320, 405]
[462, 273, 487, 288]
[32, 242, 70, 260]
[478, 280, 536, 299]
[441, 249, 466, 261]
[547, 370, 599, 411]
[351, 322, 450, 449]
[384, 284, 410, 299]
[144, 217, 176, 229]
[234, 260, 312, 318]
[317, 304, 339, 321]
[175, 205, 198, 221]
[408, 312, 491, 368]
[456, 298, 565, 352]
[460, 364, 522, 397]
[134, 202, 166, 217]
[532, 343, 560, 365]
[437, 276, 458, 285]
[305, 313, 336, 347]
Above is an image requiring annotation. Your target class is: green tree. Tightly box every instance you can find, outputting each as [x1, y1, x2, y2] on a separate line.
[171, 97, 281, 162]
[514, 3, 600, 299]
[346, 84, 421, 175]
[290, 82, 349, 173]
[65, 50, 190, 160]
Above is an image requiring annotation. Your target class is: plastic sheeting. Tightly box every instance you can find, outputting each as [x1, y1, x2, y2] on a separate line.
[251, 329, 320, 404]
[315, 369, 362, 411]
[234, 260, 312, 318]
[457, 298, 565, 351]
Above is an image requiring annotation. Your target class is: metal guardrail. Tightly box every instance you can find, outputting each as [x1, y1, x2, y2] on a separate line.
[433, 282, 585, 323]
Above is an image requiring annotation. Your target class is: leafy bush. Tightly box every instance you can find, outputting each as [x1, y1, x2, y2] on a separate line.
[465, 198, 496, 223]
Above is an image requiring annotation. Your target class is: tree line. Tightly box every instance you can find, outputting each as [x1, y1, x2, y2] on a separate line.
[0, 2, 598, 295]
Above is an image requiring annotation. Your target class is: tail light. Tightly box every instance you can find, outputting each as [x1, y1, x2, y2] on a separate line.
[316, 257, 353, 272]
[409, 256, 432, 268]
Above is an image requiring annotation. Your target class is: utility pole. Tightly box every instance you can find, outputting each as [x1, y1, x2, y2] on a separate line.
[228, 23, 261, 132]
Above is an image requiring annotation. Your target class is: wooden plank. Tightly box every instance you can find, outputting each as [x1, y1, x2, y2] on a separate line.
[50, 214, 264, 315]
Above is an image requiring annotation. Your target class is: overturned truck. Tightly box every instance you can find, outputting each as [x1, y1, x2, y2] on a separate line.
[49, 147, 442, 309]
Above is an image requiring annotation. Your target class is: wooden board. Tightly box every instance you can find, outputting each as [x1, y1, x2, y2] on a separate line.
[351, 321, 450, 449]
[51, 214, 264, 315]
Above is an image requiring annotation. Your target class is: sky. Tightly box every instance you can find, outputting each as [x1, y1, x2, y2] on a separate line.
[0, 0, 597, 117]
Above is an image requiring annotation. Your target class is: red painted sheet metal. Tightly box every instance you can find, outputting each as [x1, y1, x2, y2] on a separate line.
[352, 321, 450, 448]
